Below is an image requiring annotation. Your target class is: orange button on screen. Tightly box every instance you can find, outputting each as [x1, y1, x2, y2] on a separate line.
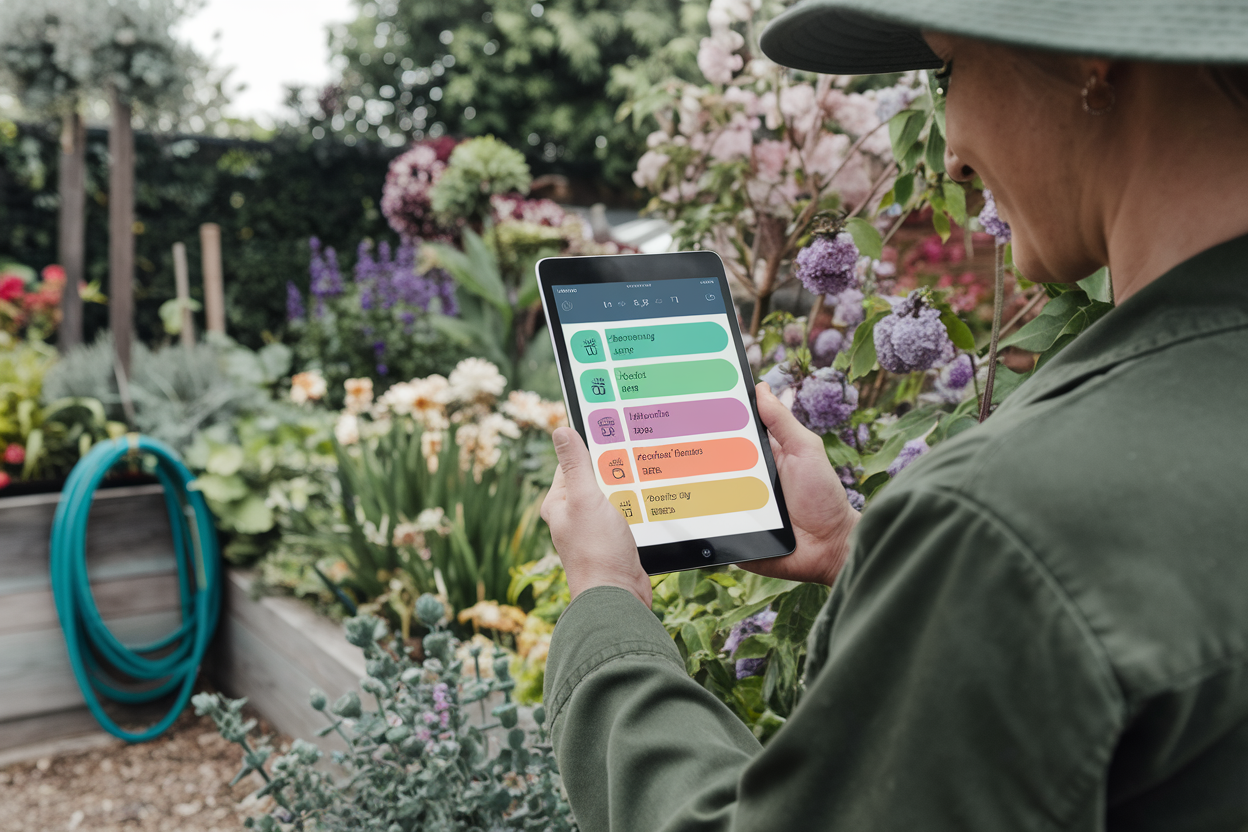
[632, 437, 758, 482]
[597, 450, 635, 484]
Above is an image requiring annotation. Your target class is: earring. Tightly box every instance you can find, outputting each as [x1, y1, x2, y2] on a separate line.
[1082, 75, 1115, 115]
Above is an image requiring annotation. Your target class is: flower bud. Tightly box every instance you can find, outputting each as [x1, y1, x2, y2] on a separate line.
[416, 593, 445, 627]
[493, 702, 519, 729]
[309, 688, 328, 711]
[331, 691, 362, 719]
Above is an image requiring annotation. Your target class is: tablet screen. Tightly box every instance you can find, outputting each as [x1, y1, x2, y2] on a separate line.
[549, 275, 786, 548]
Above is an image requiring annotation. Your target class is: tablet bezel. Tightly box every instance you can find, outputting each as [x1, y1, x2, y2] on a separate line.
[537, 250, 797, 575]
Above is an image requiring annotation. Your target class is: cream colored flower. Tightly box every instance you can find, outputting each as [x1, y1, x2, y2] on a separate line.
[408, 375, 450, 428]
[446, 358, 507, 405]
[414, 507, 452, 535]
[457, 600, 527, 634]
[376, 381, 419, 416]
[343, 377, 374, 414]
[391, 522, 430, 559]
[421, 429, 444, 473]
[501, 390, 546, 428]
[334, 412, 360, 446]
[290, 370, 327, 404]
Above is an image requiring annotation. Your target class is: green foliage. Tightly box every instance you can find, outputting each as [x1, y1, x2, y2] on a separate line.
[430, 136, 531, 226]
[310, 0, 705, 188]
[651, 568, 827, 743]
[0, 122, 401, 349]
[427, 228, 560, 397]
[41, 333, 290, 452]
[184, 411, 337, 565]
[333, 418, 549, 617]
[0, 340, 116, 483]
[193, 605, 576, 831]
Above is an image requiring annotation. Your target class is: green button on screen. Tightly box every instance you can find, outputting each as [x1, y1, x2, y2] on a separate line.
[580, 369, 616, 402]
[612, 359, 738, 400]
[570, 330, 605, 363]
[604, 321, 729, 360]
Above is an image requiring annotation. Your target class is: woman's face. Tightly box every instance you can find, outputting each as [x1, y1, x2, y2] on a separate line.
[922, 32, 1105, 284]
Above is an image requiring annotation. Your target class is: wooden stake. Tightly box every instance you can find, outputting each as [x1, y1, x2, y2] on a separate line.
[108, 89, 135, 378]
[172, 242, 194, 348]
[57, 110, 86, 353]
[200, 223, 225, 334]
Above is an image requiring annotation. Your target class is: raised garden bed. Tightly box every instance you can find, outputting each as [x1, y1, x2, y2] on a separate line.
[0, 484, 181, 750]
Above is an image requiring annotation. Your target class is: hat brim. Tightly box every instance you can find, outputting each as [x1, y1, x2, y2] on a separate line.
[759, 2, 943, 75]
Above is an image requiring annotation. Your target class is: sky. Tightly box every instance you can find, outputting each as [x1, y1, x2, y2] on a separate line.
[178, 0, 356, 126]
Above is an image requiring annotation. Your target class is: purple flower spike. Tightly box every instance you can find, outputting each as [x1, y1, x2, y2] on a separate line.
[286, 282, 305, 322]
[795, 232, 859, 296]
[978, 189, 1012, 244]
[874, 293, 955, 374]
[844, 487, 865, 511]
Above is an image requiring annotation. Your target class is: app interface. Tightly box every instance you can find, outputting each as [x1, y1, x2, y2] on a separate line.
[553, 277, 784, 547]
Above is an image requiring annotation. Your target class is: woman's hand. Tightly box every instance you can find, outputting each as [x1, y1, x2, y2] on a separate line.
[741, 382, 860, 586]
[541, 427, 652, 607]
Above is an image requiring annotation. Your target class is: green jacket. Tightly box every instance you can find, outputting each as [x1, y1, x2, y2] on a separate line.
[544, 233, 1248, 831]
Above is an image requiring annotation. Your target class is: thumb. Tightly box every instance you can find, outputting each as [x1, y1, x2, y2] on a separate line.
[756, 382, 822, 454]
[552, 427, 596, 492]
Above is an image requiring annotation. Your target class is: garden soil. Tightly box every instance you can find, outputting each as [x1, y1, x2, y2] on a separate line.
[0, 692, 285, 831]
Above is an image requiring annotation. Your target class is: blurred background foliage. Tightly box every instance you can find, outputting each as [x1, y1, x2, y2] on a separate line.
[0, 119, 400, 347]
[288, 0, 708, 194]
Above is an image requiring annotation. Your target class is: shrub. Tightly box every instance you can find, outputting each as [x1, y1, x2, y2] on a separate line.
[193, 600, 577, 831]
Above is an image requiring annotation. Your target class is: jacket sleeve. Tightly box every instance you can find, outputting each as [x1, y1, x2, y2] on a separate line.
[543, 486, 1126, 832]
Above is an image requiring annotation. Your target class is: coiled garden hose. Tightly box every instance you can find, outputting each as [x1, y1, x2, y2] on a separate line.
[50, 434, 221, 742]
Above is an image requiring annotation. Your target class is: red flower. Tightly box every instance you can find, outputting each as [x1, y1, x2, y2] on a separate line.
[41, 264, 66, 284]
[0, 471, 10, 490]
[3, 443, 25, 465]
[0, 274, 24, 302]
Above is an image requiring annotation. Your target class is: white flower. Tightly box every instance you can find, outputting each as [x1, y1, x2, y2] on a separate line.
[343, 377, 373, 414]
[290, 370, 327, 404]
[446, 358, 507, 404]
[414, 507, 452, 535]
[334, 413, 360, 446]
[421, 430, 444, 473]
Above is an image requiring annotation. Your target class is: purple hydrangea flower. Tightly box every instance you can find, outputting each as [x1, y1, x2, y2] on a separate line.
[978, 189, 1012, 244]
[839, 422, 870, 448]
[286, 281, 305, 322]
[793, 367, 859, 435]
[944, 353, 973, 390]
[724, 609, 777, 679]
[875, 84, 921, 122]
[795, 232, 860, 296]
[835, 465, 858, 487]
[830, 287, 865, 328]
[874, 293, 955, 374]
[782, 322, 805, 348]
[811, 328, 844, 367]
[887, 438, 930, 477]
[844, 487, 865, 511]
[760, 362, 793, 394]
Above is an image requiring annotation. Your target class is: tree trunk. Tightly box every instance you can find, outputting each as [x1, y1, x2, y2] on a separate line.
[108, 90, 135, 378]
[199, 223, 225, 334]
[57, 110, 86, 352]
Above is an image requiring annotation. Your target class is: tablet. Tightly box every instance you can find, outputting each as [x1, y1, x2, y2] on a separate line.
[537, 250, 796, 575]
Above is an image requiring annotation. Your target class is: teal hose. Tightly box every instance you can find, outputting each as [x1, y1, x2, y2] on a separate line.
[50, 435, 221, 743]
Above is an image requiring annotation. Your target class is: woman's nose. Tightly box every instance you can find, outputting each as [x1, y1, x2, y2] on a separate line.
[944, 144, 975, 182]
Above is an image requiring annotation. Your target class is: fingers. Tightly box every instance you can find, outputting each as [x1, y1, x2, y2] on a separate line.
[551, 427, 596, 501]
[756, 382, 823, 456]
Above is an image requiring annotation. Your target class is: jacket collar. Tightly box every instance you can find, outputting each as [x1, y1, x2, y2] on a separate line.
[1002, 232, 1248, 411]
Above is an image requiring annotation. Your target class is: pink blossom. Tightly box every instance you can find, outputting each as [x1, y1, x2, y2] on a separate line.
[779, 84, 820, 140]
[633, 150, 670, 188]
[753, 139, 788, 182]
[805, 133, 851, 182]
[723, 86, 761, 115]
[824, 90, 890, 156]
[646, 130, 669, 148]
[708, 112, 757, 161]
[697, 36, 743, 85]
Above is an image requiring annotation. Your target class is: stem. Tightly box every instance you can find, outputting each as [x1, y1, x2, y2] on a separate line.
[993, 289, 1045, 345]
[978, 243, 1007, 422]
[803, 295, 824, 349]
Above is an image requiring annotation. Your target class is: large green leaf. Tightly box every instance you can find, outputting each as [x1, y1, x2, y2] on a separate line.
[846, 311, 888, 381]
[998, 291, 1085, 352]
[192, 473, 249, 503]
[889, 110, 924, 170]
[844, 217, 882, 261]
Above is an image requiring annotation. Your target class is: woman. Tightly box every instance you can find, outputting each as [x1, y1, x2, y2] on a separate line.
[540, 1, 1248, 828]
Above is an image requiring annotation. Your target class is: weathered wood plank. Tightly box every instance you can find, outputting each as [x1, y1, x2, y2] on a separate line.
[0, 485, 177, 595]
[0, 573, 183, 637]
[211, 613, 350, 755]
[0, 610, 183, 722]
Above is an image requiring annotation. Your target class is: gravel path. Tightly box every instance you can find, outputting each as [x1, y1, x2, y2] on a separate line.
[0, 699, 285, 832]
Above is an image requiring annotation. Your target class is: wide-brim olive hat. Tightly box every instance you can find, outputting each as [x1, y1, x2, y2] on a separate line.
[759, 0, 1248, 75]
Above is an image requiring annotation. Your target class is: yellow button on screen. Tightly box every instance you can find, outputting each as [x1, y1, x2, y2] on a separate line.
[641, 477, 770, 521]
[609, 490, 645, 525]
